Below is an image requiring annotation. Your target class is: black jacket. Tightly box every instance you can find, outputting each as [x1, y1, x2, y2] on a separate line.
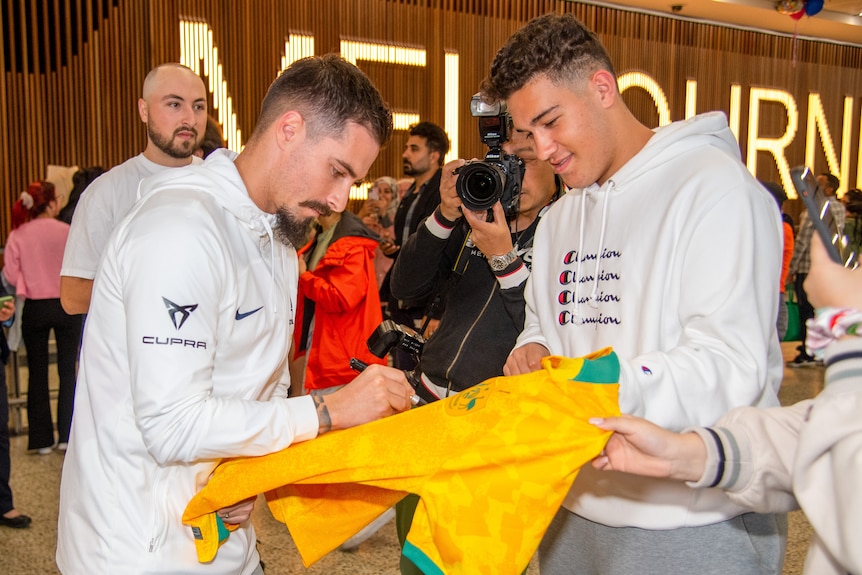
[390, 206, 546, 393]
[381, 168, 443, 314]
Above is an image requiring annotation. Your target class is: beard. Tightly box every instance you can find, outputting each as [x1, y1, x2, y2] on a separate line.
[403, 160, 425, 177]
[148, 124, 200, 159]
[273, 201, 332, 247]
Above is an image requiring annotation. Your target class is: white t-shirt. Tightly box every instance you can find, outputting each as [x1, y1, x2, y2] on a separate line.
[60, 153, 201, 280]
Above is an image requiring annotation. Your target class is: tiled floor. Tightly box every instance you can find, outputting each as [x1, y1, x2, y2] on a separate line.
[1, 342, 820, 574]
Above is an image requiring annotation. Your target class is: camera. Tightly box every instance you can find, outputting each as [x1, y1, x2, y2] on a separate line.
[366, 320, 432, 404]
[455, 94, 524, 219]
[367, 319, 425, 360]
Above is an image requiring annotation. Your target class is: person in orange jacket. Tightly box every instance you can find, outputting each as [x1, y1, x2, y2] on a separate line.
[294, 209, 387, 392]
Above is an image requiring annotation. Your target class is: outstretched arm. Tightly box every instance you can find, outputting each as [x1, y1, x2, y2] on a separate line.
[590, 415, 706, 482]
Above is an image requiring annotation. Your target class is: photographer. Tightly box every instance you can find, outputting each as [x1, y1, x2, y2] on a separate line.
[389, 121, 560, 575]
[391, 136, 559, 399]
[380, 122, 449, 371]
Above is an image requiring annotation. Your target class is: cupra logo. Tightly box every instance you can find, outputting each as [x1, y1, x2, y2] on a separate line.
[162, 297, 198, 330]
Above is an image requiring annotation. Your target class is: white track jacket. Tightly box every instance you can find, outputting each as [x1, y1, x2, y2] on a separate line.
[689, 337, 862, 575]
[57, 150, 319, 574]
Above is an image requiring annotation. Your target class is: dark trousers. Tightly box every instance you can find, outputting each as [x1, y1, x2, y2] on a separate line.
[22, 299, 82, 449]
[396, 494, 527, 575]
[0, 340, 12, 514]
[794, 273, 815, 357]
[395, 494, 422, 575]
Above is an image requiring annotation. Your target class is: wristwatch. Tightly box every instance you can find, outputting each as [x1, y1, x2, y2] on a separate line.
[488, 248, 518, 272]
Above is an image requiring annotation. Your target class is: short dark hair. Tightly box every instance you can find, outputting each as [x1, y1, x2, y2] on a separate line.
[820, 172, 840, 193]
[252, 53, 392, 147]
[408, 121, 450, 166]
[481, 13, 616, 104]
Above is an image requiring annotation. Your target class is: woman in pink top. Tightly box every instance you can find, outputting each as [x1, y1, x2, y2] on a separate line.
[3, 181, 82, 454]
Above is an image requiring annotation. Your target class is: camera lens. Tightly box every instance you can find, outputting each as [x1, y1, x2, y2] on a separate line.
[456, 161, 505, 212]
[465, 171, 496, 199]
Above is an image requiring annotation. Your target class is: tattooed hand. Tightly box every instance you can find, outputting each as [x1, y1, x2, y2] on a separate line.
[312, 364, 414, 433]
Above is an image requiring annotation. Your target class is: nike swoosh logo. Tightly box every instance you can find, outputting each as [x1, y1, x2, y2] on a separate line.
[235, 306, 263, 320]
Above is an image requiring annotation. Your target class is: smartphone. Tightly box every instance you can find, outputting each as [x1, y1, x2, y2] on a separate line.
[789, 165, 856, 267]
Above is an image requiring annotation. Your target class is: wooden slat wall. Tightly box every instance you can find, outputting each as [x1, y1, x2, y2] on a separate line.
[2, 0, 862, 240]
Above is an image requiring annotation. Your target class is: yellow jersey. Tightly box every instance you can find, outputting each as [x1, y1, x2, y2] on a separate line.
[183, 349, 621, 574]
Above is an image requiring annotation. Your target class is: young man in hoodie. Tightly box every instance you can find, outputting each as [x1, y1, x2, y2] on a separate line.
[485, 14, 786, 575]
[56, 55, 415, 575]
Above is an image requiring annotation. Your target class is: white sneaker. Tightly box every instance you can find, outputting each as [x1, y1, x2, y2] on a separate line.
[36, 447, 52, 455]
[339, 508, 396, 551]
[56, 443, 68, 452]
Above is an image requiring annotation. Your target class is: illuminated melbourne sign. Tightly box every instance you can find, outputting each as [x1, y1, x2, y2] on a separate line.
[623, 74, 857, 197]
[180, 18, 860, 199]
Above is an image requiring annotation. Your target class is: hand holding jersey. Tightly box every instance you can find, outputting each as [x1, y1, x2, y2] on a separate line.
[504, 341, 549, 376]
[590, 414, 708, 482]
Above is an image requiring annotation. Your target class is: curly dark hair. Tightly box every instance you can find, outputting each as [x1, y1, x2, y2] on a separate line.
[252, 53, 392, 147]
[481, 13, 616, 104]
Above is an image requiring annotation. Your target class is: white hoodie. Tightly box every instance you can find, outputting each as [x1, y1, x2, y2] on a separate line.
[518, 112, 784, 529]
[57, 150, 319, 574]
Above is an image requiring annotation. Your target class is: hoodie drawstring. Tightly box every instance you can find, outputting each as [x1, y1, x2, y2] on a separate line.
[589, 182, 613, 308]
[573, 192, 587, 324]
[573, 182, 613, 323]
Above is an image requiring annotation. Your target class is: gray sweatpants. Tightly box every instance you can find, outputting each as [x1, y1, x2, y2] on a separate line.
[539, 507, 787, 575]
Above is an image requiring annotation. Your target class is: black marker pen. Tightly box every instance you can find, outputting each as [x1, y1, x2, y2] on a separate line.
[349, 357, 424, 406]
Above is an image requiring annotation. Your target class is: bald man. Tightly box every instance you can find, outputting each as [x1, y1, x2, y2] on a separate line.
[60, 63, 208, 314]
